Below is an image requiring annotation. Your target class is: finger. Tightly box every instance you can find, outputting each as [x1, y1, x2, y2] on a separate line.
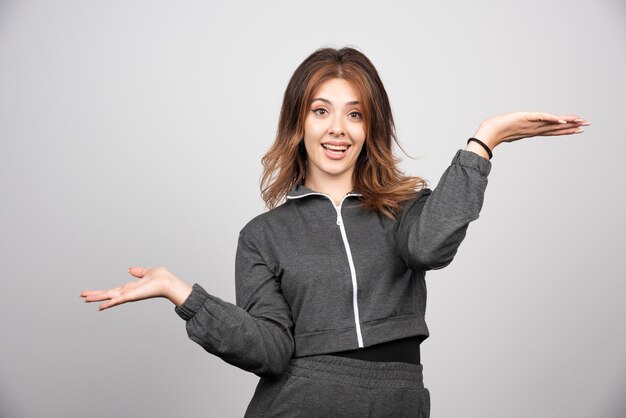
[80, 290, 104, 297]
[98, 295, 128, 311]
[557, 114, 582, 122]
[83, 288, 122, 303]
[554, 127, 585, 135]
[83, 292, 111, 303]
[531, 112, 567, 124]
[534, 113, 591, 126]
[564, 115, 591, 125]
[537, 126, 585, 136]
[555, 114, 592, 126]
[128, 266, 148, 278]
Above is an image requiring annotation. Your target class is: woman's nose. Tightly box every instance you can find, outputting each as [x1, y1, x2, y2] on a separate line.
[328, 118, 345, 136]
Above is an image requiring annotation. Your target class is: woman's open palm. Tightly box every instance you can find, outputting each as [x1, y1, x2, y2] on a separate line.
[80, 266, 174, 311]
[477, 112, 590, 148]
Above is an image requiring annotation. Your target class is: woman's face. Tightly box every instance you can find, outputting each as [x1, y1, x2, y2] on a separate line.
[303, 78, 366, 189]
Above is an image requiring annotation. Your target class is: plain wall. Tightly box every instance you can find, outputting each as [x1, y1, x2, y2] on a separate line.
[1, 1, 624, 417]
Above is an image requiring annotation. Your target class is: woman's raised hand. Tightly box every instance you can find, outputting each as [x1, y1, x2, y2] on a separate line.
[473, 112, 591, 150]
[79, 266, 192, 311]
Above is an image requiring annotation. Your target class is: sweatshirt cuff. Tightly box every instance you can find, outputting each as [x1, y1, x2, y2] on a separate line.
[174, 283, 209, 321]
[453, 149, 492, 177]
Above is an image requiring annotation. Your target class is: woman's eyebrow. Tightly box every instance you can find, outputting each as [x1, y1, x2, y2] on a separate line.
[311, 97, 360, 105]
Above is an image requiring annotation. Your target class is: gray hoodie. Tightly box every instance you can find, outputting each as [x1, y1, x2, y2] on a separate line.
[175, 149, 491, 378]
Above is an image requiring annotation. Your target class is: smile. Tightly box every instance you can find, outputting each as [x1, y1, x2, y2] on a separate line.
[322, 143, 350, 154]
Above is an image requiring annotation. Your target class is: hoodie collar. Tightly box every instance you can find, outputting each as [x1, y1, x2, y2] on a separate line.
[287, 184, 361, 199]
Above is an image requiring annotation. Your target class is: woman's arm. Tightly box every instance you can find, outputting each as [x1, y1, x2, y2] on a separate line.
[79, 227, 295, 378]
[396, 150, 490, 271]
[396, 111, 590, 271]
[174, 227, 294, 378]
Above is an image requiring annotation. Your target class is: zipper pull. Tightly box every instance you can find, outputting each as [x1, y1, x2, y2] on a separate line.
[336, 207, 342, 226]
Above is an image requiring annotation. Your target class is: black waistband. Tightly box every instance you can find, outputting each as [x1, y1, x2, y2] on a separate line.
[327, 336, 421, 365]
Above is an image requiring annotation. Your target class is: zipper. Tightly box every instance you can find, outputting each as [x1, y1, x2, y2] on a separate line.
[334, 198, 364, 348]
[287, 191, 365, 348]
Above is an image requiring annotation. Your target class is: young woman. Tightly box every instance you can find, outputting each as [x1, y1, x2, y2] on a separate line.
[80, 47, 589, 417]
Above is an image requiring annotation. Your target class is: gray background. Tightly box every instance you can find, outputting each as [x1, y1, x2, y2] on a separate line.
[1, 0, 624, 417]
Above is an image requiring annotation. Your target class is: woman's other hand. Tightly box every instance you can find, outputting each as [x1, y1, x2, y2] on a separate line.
[471, 111, 591, 153]
[79, 266, 193, 311]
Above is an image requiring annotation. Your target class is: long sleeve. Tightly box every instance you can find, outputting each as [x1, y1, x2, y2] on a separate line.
[174, 226, 295, 378]
[396, 149, 491, 271]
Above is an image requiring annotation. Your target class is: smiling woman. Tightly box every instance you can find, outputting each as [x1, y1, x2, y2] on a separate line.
[303, 78, 366, 203]
[261, 47, 428, 220]
[80, 46, 589, 417]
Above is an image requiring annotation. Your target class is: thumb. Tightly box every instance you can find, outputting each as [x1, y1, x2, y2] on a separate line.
[128, 266, 148, 278]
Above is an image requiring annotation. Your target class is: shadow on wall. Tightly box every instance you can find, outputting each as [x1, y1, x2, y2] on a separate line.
[0, 388, 23, 418]
[604, 372, 626, 418]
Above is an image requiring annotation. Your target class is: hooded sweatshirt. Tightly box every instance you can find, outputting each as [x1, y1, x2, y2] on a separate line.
[174, 149, 491, 378]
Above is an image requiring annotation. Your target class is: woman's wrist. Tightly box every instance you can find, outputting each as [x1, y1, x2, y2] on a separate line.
[166, 275, 193, 307]
[466, 124, 499, 159]
[465, 139, 492, 160]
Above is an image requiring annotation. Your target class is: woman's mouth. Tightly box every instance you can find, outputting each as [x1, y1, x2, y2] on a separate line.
[322, 143, 350, 157]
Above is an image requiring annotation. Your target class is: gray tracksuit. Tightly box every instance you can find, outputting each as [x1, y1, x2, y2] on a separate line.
[174, 149, 491, 379]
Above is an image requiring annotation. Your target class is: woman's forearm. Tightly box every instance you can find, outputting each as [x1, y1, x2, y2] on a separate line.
[174, 283, 295, 378]
[396, 149, 491, 271]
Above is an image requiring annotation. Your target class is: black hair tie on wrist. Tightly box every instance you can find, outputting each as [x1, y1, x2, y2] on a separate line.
[467, 137, 493, 160]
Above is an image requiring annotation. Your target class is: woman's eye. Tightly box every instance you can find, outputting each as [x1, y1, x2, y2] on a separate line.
[313, 108, 328, 116]
[349, 111, 362, 119]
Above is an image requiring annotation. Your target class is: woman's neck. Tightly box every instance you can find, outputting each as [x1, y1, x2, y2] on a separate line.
[304, 176, 353, 206]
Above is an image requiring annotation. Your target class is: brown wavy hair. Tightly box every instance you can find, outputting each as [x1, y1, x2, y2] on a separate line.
[260, 47, 427, 220]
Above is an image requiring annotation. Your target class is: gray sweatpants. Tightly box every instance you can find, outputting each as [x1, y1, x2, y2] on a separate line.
[244, 354, 430, 417]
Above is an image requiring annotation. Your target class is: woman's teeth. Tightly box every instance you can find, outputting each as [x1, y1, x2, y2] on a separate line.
[322, 144, 348, 153]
